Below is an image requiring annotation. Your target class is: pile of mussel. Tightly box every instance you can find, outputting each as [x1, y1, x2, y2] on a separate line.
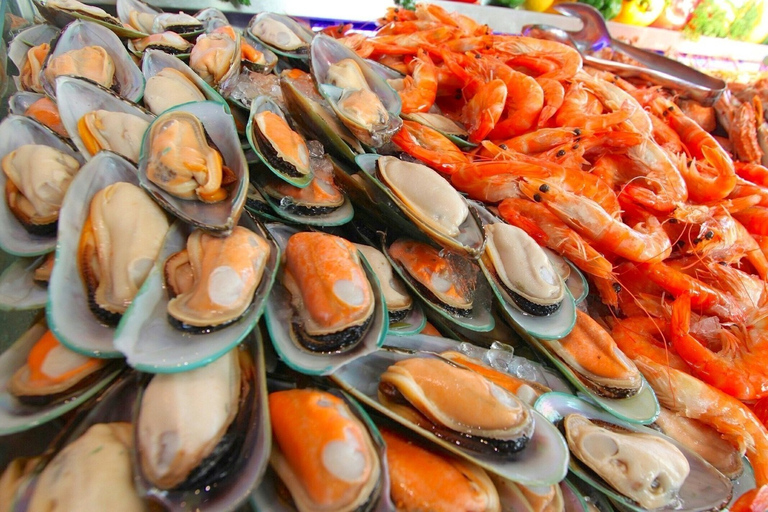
[0, 1, 752, 511]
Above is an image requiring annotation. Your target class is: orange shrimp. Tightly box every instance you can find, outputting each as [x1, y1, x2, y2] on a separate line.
[481, 141, 622, 216]
[461, 78, 506, 143]
[391, 120, 469, 175]
[337, 33, 374, 59]
[554, 82, 634, 131]
[622, 142, 689, 213]
[671, 292, 768, 401]
[734, 206, 768, 236]
[369, 27, 460, 56]
[375, 20, 442, 36]
[519, 178, 672, 263]
[497, 197, 615, 280]
[730, 96, 764, 164]
[649, 96, 736, 202]
[735, 161, 768, 187]
[634, 356, 768, 487]
[575, 71, 651, 136]
[731, 485, 768, 512]
[320, 23, 353, 38]
[485, 70, 544, 139]
[415, 3, 491, 37]
[535, 77, 564, 127]
[492, 35, 582, 81]
[393, 49, 437, 113]
[611, 317, 691, 373]
[637, 261, 745, 323]
[378, 6, 418, 24]
[497, 127, 582, 155]
[649, 112, 685, 154]
[450, 161, 529, 203]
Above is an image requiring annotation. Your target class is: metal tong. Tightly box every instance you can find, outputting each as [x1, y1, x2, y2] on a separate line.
[522, 3, 726, 105]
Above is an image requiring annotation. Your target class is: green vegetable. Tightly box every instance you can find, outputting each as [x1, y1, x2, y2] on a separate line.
[578, 0, 622, 20]
[235, 0, 252, 5]
[489, 0, 527, 8]
[684, 0, 739, 39]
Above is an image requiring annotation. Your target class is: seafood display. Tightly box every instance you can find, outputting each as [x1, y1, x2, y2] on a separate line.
[5, 0, 768, 510]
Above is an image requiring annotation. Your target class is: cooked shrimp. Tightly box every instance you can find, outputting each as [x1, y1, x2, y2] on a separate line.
[554, 82, 634, 131]
[393, 49, 437, 113]
[611, 317, 691, 372]
[536, 77, 564, 127]
[391, 120, 469, 175]
[519, 178, 672, 264]
[461, 78, 506, 143]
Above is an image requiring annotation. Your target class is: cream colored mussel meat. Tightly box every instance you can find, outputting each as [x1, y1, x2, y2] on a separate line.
[354, 244, 412, 323]
[564, 414, 690, 510]
[377, 156, 468, 238]
[78, 182, 170, 325]
[143, 67, 206, 115]
[145, 111, 228, 203]
[2, 144, 80, 234]
[484, 223, 564, 316]
[77, 110, 150, 162]
[44, 45, 116, 91]
[189, 32, 238, 87]
[250, 17, 307, 52]
[28, 423, 144, 512]
[138, 348, 242, 490]
[20, 43, 49, 93]
[164, 226, 270, 332]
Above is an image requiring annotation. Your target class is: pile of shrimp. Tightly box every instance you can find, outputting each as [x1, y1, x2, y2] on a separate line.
[326, 4, 768, 508]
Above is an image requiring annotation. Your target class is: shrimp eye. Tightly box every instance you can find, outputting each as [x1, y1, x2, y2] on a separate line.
[573, 128, 582, 136]
[612, 283, 622, 293]
[572, 144, 579, 149]
[668, 218, 678, 224]
[556, 150, 566, 157]
[676, 241, 685, 248]
[719, 261, 727, 266]
[499, 144, 508, 150]
[692, 237, 701, 245]
[533, 193, 542, 202]
[539, 184, 550, 193]
[705, 231, 714, 240]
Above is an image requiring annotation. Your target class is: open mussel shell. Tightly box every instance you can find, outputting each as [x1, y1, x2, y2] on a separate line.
[478, 230, 577, 341]
[402, 112, 476, 149]
[250, 173, 355, 227]
[142, 48, 229, 113]
[34, 0, 147, 39]
[9, 92, 46, 116]
[244, 182, 283, 222]
[133, 331, 271, 512]
[0, 319, 122, 436]
[193, 7, 229, 32]
[241, 37, 279, 74]
[311, 34, 402, 148]
[137, 100, 247, 234]
[381, 235, 495, 334]
[40, 20, 145, 102]
[0, 115, 84, 256]
[7, 23, 59, 88]
[117, 0, 203, 39]
[56, 76, 154, 163]
[246, 95, 313, 188]
[262, 222, 388, 376]
[535, 392, 733, 512]
[357, 154, 485, 258]
[0, 255, 49, 311]
[280, 76, 363, 168]
[251, 386, 393, 512]
[470, 200, 588, 305]
[245, 12, 314, 68]
[127, 31, 193, 59]
[47, 151, 142, 358]
[331, 334, 569, 486]
[114, 216, 279, 373]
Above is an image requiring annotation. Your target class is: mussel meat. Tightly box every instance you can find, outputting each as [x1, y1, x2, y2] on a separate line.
[44, 45, 116, 92]
[77, 110, 150, 162]
[253, 109, 311, 179]
[376, 156, 468, 238]
[138, 347, 246, 490]
[78, 182, 170, 325]
[354, 244, 412, 323]
[378, 357, 535, 456]
[131, 31, 192, 54]
[46, 0, 122, 25]
[8, 328, 108, 406]
[388, 239, 475, 317]
[129, 11, 203, 35]
[249, 16, 308, 53]
[164, 226, 271, 333]
[3, 144, 80, 235]
[29, 423, 143, 511]
[262, 172, 345, 216]
[541, 310, 642, 398]
[24, 96, 67, 138]
[20, 43, 49, 93]
[381, 427, 501, 512]
[145, 110, 231, 203]
[282, 232, 374, 352]
[483, 223, 564, 316]
[189, 32, 238, 87]
[269, 389, 381, 512]
[564, 414, 690, 510]
[143, 67, 206, 115]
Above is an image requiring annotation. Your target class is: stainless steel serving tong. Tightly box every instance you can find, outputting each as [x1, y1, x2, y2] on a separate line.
[522, 2, 726, 105]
